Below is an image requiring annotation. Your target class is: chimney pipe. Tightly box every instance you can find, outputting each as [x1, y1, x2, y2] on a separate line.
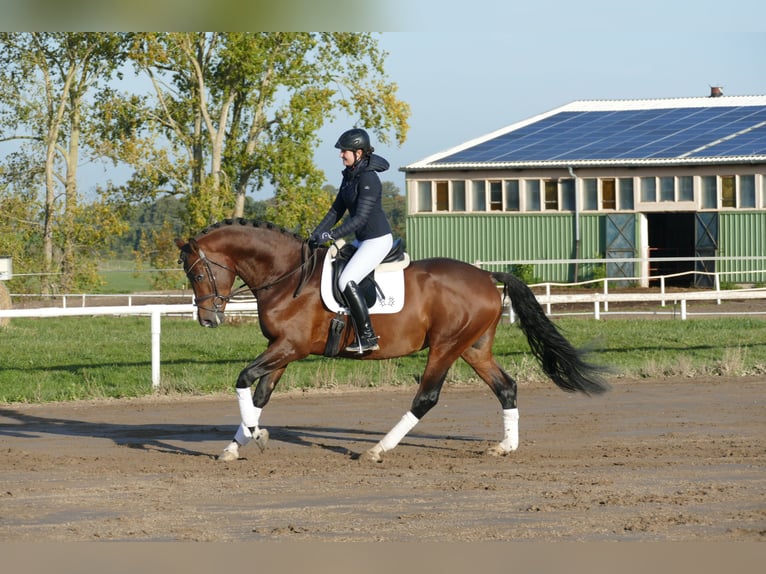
[710, 86, 723, 97]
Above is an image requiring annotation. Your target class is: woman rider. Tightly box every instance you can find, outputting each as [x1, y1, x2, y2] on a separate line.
[309, 128, 393, 353]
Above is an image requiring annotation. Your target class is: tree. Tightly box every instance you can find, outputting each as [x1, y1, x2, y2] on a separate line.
[381, 181, 407, 241]
[115, 33, 409, 236]
[0, 32, 130, 293]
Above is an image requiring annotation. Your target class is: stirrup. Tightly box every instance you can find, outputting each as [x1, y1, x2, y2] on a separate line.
[346, 336, 379, 353]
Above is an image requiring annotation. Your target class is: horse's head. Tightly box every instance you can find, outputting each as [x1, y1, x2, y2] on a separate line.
[176, 237, 237, 328]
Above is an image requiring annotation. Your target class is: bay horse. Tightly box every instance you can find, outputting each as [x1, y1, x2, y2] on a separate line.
[175, 219, 609, 463]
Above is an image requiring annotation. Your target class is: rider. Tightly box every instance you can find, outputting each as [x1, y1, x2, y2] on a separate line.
[309, 128, 393, 353]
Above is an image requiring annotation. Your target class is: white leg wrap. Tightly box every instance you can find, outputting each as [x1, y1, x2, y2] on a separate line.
[499, 408, 519, 451]
[378, 411, 419, 452]
[236, 387, 262, 429]
[233, 422, 253, 446]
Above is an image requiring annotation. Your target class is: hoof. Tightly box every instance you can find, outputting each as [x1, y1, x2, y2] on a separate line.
[219, 443, 240, 462]
[254, 428, 269, 453]
[487, 444, 512, 457]
[362, 446, 384, 463]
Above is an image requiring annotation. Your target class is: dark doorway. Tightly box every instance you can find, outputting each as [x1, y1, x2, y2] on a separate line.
[647, 212, 695, 286]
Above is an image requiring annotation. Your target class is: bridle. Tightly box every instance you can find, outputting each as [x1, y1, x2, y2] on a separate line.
[184, 248, 239, 314]
[183, 242, 318, 314]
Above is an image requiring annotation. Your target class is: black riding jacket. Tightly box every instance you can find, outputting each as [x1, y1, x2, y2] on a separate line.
[313, 154, 392, 241]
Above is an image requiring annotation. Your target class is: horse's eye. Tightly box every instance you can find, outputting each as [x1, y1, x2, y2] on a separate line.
[195, 274, 205, 282]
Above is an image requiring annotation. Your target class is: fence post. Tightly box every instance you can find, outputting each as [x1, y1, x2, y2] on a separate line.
[545, 283, 551, 315]
[660, 277, 666, 307]
[680, 298, 687, 320]
[151, 309, 161, 389]
[603, 278, 609, 312]
[715, 273, 721, 305]
[594, 300, 600, 320]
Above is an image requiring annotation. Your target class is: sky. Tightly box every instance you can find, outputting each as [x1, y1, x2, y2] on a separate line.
[4, 0, 766, 201]
[314, 13, 766, 196]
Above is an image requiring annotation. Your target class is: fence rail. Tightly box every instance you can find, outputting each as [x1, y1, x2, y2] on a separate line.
[0, 302, 259, 389]
[4, 257, 766, 389]
[3, 283, 766, 389]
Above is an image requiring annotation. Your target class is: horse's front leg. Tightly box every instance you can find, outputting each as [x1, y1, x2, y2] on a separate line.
[219, 366, 286, 461]
[219, 345, 300, 463]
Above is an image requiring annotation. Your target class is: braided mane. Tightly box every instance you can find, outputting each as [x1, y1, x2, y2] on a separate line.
[193, 218, 303, 242]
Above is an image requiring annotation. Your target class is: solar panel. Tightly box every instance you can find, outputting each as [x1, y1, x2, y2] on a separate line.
[430, 101, 766, 165]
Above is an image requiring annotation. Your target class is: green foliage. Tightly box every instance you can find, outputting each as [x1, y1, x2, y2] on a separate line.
[1, 315, 764, 403]
[0, 33, 131, 294]
[382, 181, 407, 241]
[0, 32, 410, 293]
[510, 264, 536, 284]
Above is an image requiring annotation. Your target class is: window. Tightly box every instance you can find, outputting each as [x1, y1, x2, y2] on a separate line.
[602, 179, 616, 209]
[525, 180, 540, 211]
[641, 177, 656, 202]
[740, 175, 756, 208]
[721, 175, 736, 207]
[452, 180, 466, 211]
[544, 180, 558, 210]
[678, 176, 693, 201]
[560, 179, 575, 211]
[583, 178, 598, 210]
[505, 180, 520, 211]
[417, 181, 432, 212]
[435, 181, 449, 211]
[618, 178, 634, 210]
[472, 180, 486, 211]
[660, 176, 674, 202]
[489, 181, 503, 211]
[701, 176, 717, 208]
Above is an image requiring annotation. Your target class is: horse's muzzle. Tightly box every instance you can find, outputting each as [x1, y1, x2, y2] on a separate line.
[198, 311, 225, 328]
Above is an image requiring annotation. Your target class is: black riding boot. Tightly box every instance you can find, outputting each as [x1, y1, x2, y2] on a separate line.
[343, 281, 379, 353]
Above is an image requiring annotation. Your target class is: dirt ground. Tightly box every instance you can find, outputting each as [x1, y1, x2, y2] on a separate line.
[0, 376, 764, 542]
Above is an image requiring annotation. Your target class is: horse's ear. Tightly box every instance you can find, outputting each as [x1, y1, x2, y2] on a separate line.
[174, 238, 186, 250]
[188, 238, 200, 254]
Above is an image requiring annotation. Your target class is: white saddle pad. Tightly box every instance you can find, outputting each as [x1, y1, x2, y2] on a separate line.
[320, 243, 407, 314]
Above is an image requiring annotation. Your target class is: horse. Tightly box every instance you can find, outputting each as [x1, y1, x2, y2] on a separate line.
[175, 218, 610, 463]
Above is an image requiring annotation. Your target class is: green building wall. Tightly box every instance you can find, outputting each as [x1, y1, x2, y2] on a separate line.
[405, 213, 606, 282]
[718, 211, 766, 283]
[406, 211, 766, 285]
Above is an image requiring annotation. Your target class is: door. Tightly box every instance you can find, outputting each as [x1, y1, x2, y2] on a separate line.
[694, 212, 718, 288]
[605, 214, 636, 285]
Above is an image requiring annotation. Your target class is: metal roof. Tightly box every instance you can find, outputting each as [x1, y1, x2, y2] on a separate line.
[403, 95, 766, 171]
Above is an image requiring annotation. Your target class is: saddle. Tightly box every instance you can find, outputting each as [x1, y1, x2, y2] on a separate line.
[329, 238, 406, 307]
[322, 238, 408, 357]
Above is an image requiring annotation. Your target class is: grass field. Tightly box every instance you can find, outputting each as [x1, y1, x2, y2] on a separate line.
[1, 314, 765, 403]
[96, 260, 175, 293]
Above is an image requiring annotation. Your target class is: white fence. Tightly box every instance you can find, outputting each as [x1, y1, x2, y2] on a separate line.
[0, 302, 259, 389]
[3, 256, 766, 389]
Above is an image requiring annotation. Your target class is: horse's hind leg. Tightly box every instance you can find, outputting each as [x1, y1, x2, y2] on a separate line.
[365, 348, 458, 463]
[461, 334, 520, 456]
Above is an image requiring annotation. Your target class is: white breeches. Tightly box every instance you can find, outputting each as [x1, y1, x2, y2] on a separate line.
[338, 234, 393, 291]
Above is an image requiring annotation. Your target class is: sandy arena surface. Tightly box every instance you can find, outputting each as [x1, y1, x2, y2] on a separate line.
[1, 376, 764, 542]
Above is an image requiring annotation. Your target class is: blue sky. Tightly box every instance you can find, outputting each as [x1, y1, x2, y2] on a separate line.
[6, 0, 764, 200]
[314, 19, 766, 195]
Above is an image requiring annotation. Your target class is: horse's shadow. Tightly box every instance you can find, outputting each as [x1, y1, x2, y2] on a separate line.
[0, 408, 481, 460]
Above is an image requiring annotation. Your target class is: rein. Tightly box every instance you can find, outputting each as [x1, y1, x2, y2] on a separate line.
[186, 241, 318, 312]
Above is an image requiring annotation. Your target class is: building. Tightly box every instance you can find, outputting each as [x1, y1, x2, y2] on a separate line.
[402, 91, 766, 287]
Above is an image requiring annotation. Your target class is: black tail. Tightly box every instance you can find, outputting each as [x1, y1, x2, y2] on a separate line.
[492, 272, 611, 396]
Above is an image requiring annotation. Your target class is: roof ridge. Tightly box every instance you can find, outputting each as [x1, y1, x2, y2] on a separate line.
[563, 94, 766, 111]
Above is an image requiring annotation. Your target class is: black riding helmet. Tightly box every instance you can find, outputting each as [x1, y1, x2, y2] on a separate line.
[335, 128, 372, 153]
